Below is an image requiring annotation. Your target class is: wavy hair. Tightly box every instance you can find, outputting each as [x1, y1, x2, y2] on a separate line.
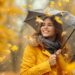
[29, 16, 72, 62]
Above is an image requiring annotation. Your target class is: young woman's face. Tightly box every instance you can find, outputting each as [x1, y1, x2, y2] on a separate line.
[41, 18, 56, 38]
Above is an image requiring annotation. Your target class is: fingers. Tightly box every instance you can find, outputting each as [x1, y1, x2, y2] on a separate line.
[50, 54, 56, 58]
[49, 54, 56, 66]
[56, 49, 61, 55]
[50, 58, 56, 66]
[49, 49, 62, 66]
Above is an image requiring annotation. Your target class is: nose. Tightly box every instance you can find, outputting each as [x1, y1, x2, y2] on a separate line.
[43, 25, 48, 29]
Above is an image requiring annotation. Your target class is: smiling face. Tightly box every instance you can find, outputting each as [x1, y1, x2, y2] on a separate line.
[40, 18, 56, 38]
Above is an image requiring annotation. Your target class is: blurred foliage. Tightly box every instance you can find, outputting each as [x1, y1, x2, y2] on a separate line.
[49, 0, 75, 15]
[0, 0, 75, 74]
[0, 0, 24, 63]
[0, 25, 18, 63]
[0, 0, 24, 24]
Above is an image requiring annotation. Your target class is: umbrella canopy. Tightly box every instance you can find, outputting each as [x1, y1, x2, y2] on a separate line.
[24, 10, 75, 49]
[24, 11, 45, 31]
[24, 10, 64, 31]
[24, 10, 75, 31]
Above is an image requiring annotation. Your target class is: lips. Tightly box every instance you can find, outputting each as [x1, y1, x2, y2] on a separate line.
[42, 30, 49, 33]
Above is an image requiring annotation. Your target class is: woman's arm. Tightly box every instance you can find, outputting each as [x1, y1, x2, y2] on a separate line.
[20, 45, 51, 75]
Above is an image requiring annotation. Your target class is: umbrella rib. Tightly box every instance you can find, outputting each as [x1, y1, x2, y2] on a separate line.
[25, 14, 44, 22]
[25, 16, 35, 21]
[62, 28, 75, 48]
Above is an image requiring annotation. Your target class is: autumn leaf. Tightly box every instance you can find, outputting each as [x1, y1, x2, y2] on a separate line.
[35, 16, 43, 23]
[11, 45, 18, 51]
[49, 1, 55, 7]
[0, 25, 18, 59]
[63, 0, 70, 3]
[0, 25, 18, 42]
[58, 1, 62, 7]
[7, 43, 12, 48]
[62, 31, 67, 36]
[0, 0, 24, 63]
[54, 16, 63, 24]
[0, 56, 5, 63]
[8, 7, 24, 16]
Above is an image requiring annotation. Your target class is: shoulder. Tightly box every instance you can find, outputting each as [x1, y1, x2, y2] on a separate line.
[24, 44, 39, 55]
[25, 44, 38, 50]
[28, 35, 39, 47]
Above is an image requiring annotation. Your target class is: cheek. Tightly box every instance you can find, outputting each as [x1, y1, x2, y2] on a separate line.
[48, 27, 56, 34]
[40, 27, 43, 32]
[40, 26, 56, 36]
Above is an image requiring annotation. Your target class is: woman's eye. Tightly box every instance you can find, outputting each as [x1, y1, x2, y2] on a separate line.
[48, 24, 53, 26]
[41, 23, 53, 27]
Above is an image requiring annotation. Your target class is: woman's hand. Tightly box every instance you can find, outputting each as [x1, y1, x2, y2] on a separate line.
[49, 54, 56, 66]
[56, 49, 61, 55]
[48, 49, 62, 66]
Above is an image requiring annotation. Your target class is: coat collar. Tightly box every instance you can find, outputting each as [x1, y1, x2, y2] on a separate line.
[42, 49, 51, 57]
[36, 46, 51, 57]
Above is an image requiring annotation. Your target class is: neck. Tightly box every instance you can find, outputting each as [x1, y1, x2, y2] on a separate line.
[45, 36, 56, 41]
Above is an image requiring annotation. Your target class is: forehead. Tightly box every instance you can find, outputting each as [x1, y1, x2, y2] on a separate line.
[43, 18, 52, 23]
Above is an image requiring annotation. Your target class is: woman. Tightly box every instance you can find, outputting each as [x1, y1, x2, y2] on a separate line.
[20, 16, 72, 75]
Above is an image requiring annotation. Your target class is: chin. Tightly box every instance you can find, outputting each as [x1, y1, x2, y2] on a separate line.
[42, 34, 50, 37]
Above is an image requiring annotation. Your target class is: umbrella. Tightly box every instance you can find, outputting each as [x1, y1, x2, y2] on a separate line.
[24, 10, 75, 73]
[24, 10, 75, 49]
[24, 9, 65, 31]
[25, 10, 75, 29]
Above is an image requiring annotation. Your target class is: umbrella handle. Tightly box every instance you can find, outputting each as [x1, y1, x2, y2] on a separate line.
[62, 28, 75, 48]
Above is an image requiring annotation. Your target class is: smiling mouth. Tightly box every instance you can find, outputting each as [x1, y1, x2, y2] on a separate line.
[43, 30, 50, 33]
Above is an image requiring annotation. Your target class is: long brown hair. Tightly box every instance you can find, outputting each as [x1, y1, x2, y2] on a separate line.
[37, 16, 63, 44]
[30, 16, 63, 48]
[29, 16, 72, 62]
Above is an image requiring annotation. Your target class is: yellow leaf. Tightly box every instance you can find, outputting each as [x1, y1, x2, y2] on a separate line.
[49, 1, 55, 7]
[58, 1, 62, 7]
[62, 31, 67, 36]
[8, 7, 24, 16]
[35, 16, 43, 23]
[0, 25, 18, 55]
[55, 16, 63, 24]
[0, 25, 17, 42]
[22, 5, 27, 8]
[0, 49, 10, 57]
[63, 0, 70, 3]
[44, 8, 52, 16]
[45, 12, 52, 17]
[0, 56, 5, 63]
[8, 43, 12, 48]
[11, 45, 18, 51]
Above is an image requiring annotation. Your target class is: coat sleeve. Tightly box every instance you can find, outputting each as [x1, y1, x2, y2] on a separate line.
[20, 45, 51, 75]
[57, 54, 73, 75]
